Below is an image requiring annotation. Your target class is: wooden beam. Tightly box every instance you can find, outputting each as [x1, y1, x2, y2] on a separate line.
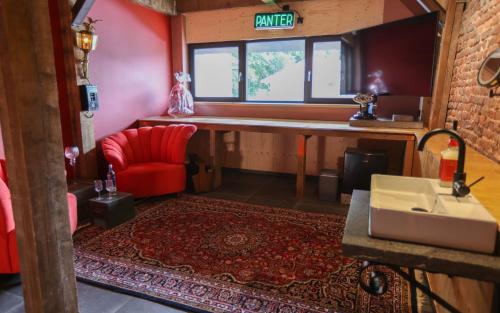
[130, 0, 176, 15]
[0, 1, 78, 312]
[419, 0, 446, 12]
[177, 0, 312, 13]
[429, 0, 465, 129]
[53, 0, 98, 179]
[72, 0, 96, 26]
[171, 14, 188, 73]
[399, 0, 428, 16]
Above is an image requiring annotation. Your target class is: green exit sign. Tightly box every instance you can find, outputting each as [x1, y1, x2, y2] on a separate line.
[254, 12, 295, 30]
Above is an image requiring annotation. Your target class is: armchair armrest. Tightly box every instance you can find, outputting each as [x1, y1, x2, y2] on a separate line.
[102, 138, 129, 172]
[164, 124, 197, 164]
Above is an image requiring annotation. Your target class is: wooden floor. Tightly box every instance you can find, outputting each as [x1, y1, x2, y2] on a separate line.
[0, 169, 347, 313]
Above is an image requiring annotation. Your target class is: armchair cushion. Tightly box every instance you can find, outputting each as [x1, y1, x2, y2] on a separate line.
[0, 159, 78, 274]
[102, 125, 197, 198]
[117, 163, 186, 198]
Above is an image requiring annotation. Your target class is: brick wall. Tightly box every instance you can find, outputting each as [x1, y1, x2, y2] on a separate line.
[446, 0, 500, 162]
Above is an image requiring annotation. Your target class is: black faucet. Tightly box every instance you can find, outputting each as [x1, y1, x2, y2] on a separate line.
[417, 128, 470, 197]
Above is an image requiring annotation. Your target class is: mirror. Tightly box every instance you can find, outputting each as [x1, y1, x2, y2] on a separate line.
[478, 48, 500, 88]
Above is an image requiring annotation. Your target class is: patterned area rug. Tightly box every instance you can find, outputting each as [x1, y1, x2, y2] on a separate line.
[74, 195, 409, 313]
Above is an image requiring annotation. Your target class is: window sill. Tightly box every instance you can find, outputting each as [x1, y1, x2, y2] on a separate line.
[194, 101, 357, 109]
[193, 102, 358, 122]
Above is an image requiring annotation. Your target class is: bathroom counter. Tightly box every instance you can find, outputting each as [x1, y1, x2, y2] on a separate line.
[342, 190, 500, 282]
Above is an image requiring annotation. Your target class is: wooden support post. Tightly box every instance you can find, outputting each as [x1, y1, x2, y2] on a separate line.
[53, 0, 98, 179]
[210, 129, 222, 188]
[171, 14, 188, 74]
[296, 135, 311, 199]
[0, 1, 78, 313]
[402, 138, 416, 176]
[429, 0, 465, 129]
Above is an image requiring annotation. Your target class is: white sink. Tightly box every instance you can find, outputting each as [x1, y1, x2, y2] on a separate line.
[369, 174, 498, 254]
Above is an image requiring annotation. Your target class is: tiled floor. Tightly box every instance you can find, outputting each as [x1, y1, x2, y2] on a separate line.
[0, 169, 346, 313]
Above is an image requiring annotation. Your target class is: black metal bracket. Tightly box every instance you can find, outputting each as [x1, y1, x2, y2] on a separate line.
[358, 261, 461, 313]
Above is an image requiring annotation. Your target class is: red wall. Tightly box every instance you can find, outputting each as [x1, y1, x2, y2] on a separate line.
[88, 0, 172, 140]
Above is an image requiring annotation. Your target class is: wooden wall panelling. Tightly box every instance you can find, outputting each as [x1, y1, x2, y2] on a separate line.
[194, 103, 358, 121]
[427, 275, 494, 313]
[186, 130, 404, 177]
[178, 0, 312, 13]
[184, 0, 386, 43]
[0, 1, 78, 312]
[429, 0, 465, 129]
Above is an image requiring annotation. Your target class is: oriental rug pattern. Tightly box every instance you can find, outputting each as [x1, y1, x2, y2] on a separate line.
[73, 195, 409, 313]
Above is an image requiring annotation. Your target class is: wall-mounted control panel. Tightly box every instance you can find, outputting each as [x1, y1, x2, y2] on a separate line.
[80, 84, 99, 111]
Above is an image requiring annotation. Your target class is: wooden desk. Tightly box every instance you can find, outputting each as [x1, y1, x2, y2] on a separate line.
[139, 116, 420, 198]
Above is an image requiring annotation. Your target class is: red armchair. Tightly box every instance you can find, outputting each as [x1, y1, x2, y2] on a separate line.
[102, 125, 197, 198]
[0, 159, 78, 274]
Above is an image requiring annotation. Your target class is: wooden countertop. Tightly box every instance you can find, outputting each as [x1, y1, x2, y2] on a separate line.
[139, 116, 420, 139]
[342, 190, 500, 283]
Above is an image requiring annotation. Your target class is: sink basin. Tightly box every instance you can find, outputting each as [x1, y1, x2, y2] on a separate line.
[369, 174, 498, 254]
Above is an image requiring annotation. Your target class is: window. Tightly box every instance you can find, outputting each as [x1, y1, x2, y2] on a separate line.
[190, 44, 242, 101]
[189, 36, 355, 103]
[311, 41, 342, 98]
[246, 40, 305, 102]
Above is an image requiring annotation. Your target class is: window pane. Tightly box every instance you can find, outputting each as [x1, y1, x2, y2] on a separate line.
[194, 46, 239, 98]
[311, 41, 343, 98]
[246, 40, 305, 101]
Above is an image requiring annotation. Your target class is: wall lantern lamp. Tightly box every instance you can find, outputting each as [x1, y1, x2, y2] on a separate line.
[76, 17, 100, 81]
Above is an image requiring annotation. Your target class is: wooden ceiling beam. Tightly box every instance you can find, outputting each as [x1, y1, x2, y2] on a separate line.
[131, 0, 176, 15]
[418, 0, 446, 12]
[399, 0, 428, 15]
[177, 0, 312, 13]
[72, 0, 96, 26]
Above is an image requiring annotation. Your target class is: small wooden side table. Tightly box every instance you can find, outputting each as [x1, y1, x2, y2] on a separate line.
[88, 192, 135, 228]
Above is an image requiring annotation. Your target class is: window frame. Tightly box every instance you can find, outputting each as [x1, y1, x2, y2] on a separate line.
[188, 36, 356, 104]
[188, 41, 246, 102]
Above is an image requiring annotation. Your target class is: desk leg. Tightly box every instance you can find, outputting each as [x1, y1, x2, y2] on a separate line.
[492, 283, 499, 313]
[403, 138, 415, 176]
[296, 135, 310, 199]
[210, 129, 222, 189]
